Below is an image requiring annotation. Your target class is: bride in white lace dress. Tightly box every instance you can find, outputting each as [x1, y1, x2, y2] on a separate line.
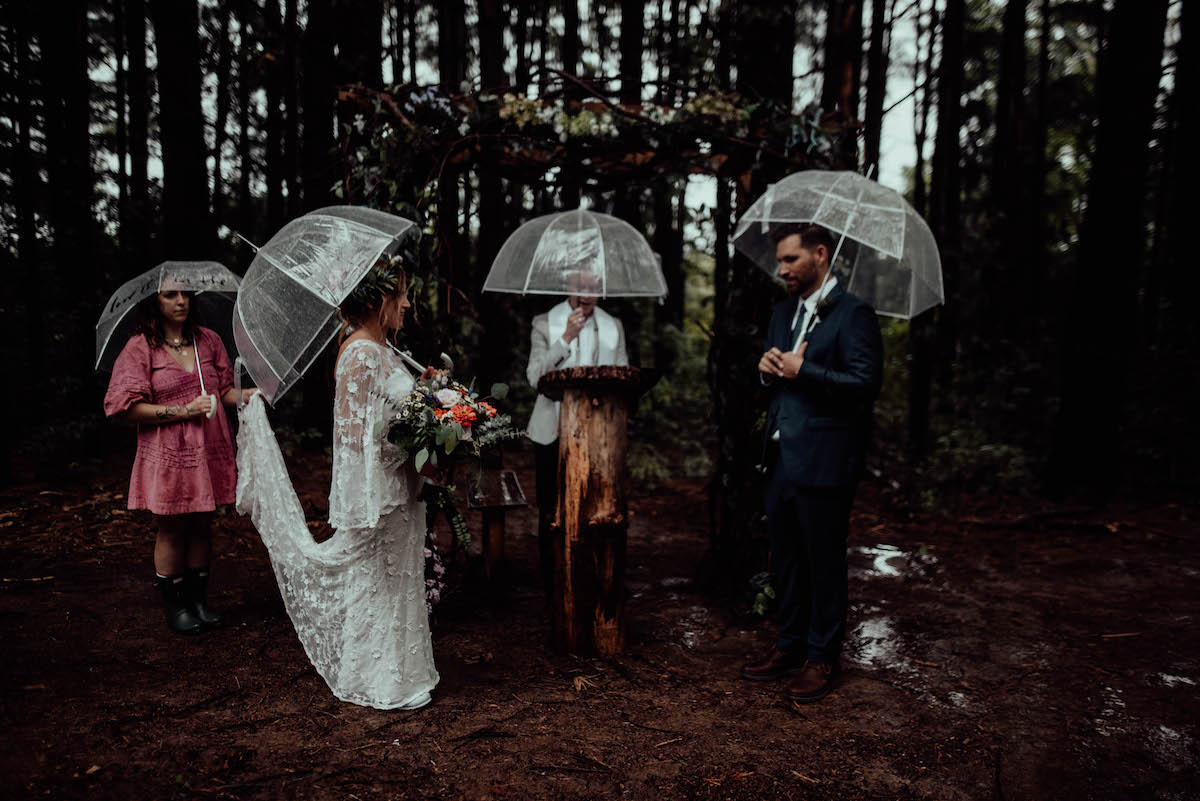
[236, 262, 439, 710]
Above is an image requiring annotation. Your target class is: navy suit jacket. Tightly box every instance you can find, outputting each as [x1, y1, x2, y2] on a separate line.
[763, 285, 884, 489]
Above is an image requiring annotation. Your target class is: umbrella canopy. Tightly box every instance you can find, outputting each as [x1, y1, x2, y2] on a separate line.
[95, 260, 241, 371]
[733, 170, 943, 319]
[482, 208, 667, 298]
[233, 205, 417, 404]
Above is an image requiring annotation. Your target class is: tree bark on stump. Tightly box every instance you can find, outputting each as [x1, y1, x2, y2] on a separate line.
[539, 366, 643, 657]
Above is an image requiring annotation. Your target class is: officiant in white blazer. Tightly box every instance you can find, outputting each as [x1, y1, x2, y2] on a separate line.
[525, 270, 628, 595]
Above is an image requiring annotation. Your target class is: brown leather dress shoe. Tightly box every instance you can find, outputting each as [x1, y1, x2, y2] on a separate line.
[787, 661, 840, 703]
[741, 648, 806, 681]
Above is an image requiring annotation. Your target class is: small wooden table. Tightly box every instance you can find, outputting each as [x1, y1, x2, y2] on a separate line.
[467, 466, 528, 582]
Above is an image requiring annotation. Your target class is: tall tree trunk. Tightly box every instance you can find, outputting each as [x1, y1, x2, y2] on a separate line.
[283, 0, 300, 215]
[114, 0, 130, 251]
[653, 180, 684, 365]
[438, 0, 467, 92]
[264, 0, 285, 231]
[559, 0, 583, 203]
[910, 1, 936, 217]
[664, 0, 683, 104]
[715, 0, 733, 90]
[41, 0, 96, 309]
[127, 0, 151, 266]
[236, 0, 255, 240]
[479, 0, 506, 89]
[593, 1, 612, 73]
[1166, 0, 1194, 337]
[822, 0, 863, 163]
[389, 0, 402, 81]
[477, 0, 509, 387]
[822, 0, 864, 118]
[562, 0, 581, 80]
[842, 0, 864, 120]
[536, 0, 550, 93]
[12, 0, 45, 414]
[735, 1, 797, 103]
[614, 0, 645, 231]
[39, 0, 96, 396]
[990, 0, 1029, 323]
[862, 0, 891, 177]
[620, 0, 643, 104]
[822, 0, 843, 111]
[707, 0, 798, 588]
[301, 0, 336, 211]
[336, 0, 384, 136]
[437, 0, 467, 330]
[211, 1, 234, 231]
[514, 0, 531, 91]
[910, 0, 964, 457]
[1163, 0, 1198, 483]
[653, 0, 667, 102]
[150, 0, 215, 256]
[406, 0, 417, 84]
[906, 2, 935, 453]
[1051, 0, 1169, 491]
[298, 0, 337, 442]
[1029, 0, 1051, 277]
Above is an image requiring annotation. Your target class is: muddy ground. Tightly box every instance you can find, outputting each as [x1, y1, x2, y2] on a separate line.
[1, 450, 1197, 801]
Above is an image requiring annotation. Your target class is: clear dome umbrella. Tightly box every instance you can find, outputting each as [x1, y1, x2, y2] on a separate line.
[733, 170, 943, 338]
[233, 206, 418, 404]
[95, 260, 241, 371]
[482, 208, 668, 298]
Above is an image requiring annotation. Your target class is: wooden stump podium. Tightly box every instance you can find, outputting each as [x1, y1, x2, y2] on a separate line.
[538, 365, 646, 657]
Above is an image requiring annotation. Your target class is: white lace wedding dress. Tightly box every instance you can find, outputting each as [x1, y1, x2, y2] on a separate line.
[236, 339, 439, 710]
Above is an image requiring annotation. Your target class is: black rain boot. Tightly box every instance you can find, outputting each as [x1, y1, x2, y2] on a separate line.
[155, 574, 204, 635]
[184, 567, 224, 629]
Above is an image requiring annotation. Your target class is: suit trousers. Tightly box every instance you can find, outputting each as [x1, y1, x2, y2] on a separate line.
[534, 441, 559, 596]
[765, 467, 854, 663]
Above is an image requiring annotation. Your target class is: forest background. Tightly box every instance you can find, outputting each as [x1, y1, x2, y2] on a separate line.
[1, 0, 1194, 582]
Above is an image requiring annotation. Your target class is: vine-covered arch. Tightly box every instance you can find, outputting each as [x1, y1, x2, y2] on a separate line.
[338, 74, 854, 581]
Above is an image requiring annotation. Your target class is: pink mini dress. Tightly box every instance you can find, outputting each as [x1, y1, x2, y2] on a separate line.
[103, 326, 237, 515]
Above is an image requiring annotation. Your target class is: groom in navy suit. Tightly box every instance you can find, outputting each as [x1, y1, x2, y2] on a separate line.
[741, 222, 883, 703]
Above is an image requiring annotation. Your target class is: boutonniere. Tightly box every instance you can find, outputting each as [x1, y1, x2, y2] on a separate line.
[816, 291, 841, 319]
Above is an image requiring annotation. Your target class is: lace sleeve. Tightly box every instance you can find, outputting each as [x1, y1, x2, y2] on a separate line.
[329, 341, 408, 531]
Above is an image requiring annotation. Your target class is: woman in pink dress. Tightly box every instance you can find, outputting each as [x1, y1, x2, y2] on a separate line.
[104, 289, 256, 635]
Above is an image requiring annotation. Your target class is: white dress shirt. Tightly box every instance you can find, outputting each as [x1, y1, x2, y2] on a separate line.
[768, 275, 839, 440]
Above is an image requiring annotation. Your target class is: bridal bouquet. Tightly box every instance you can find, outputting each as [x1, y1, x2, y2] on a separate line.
[378, 370, 523, 557]
[382, 370, 522, 470]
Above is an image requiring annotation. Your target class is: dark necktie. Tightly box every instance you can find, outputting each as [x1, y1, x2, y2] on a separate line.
[789, 303, 806, 347]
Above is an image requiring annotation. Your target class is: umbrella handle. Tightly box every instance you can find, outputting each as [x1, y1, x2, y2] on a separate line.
[193, 337, 218, 418]
[793, 178, 868, 352]
[234, 357, 246, 409]
[395, 350, 454, 374]
[793, 266, 836, 352]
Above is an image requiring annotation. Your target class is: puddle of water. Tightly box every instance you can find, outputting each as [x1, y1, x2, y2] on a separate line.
[1155, 673, 1197, 688]
[847, 615, 914, 673]
[850, 544, 939, 581]
[678, 604, 710, 650]
[947, 691, 971, 709]
[1147, 724, 1195, 772]
[1093, 685, 1128, 737]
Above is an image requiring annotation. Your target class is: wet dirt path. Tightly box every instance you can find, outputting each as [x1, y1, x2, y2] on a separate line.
[1, 458, 1196, 800]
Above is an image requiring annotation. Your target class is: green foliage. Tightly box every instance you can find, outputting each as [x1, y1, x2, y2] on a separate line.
[627, 250, 720, 486]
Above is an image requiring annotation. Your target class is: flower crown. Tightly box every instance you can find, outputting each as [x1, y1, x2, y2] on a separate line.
[349, 252, 406, 307]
